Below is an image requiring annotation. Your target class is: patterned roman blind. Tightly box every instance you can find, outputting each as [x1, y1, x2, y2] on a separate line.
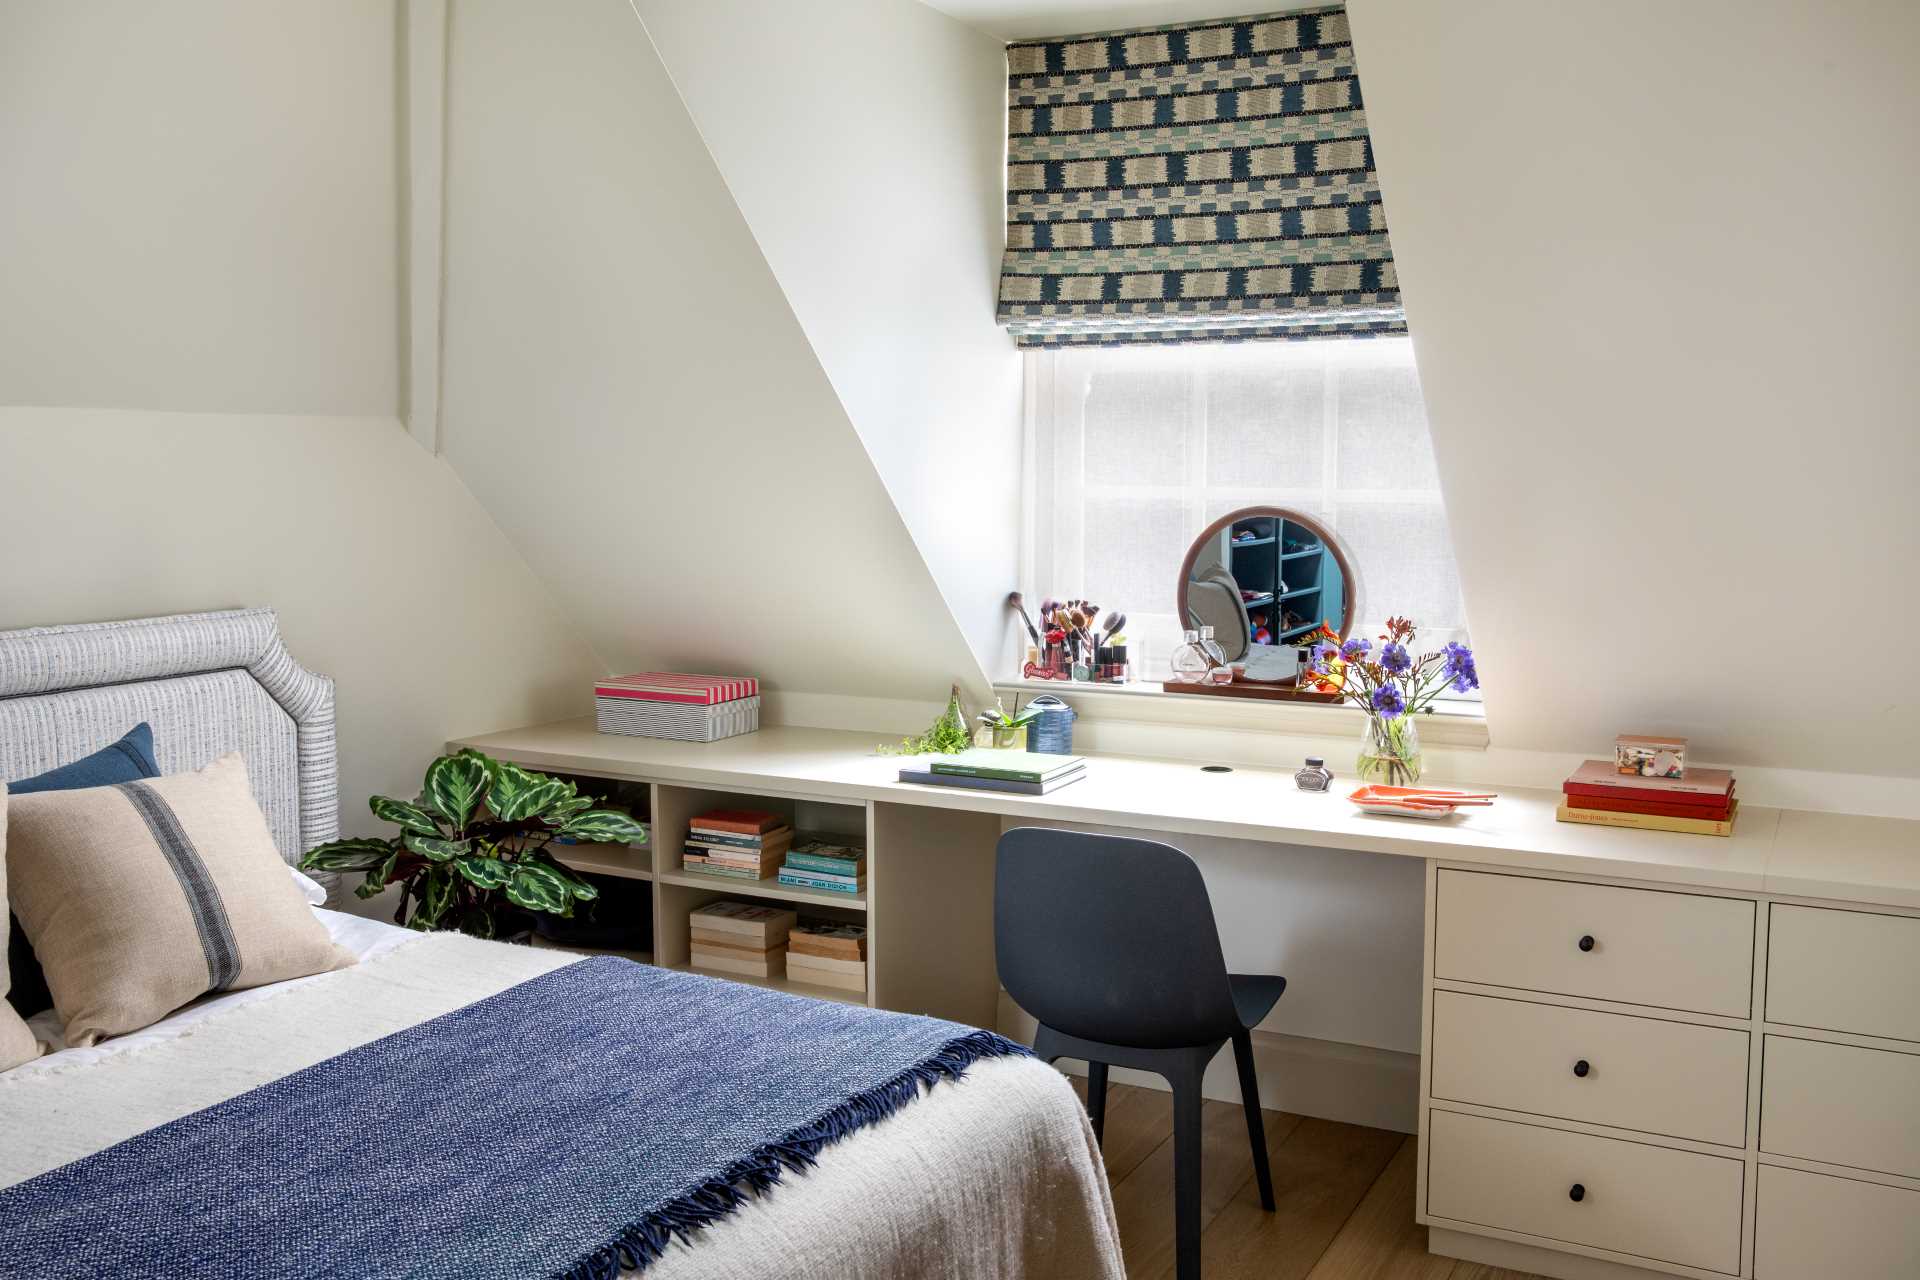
[996, 5, 1404, 348]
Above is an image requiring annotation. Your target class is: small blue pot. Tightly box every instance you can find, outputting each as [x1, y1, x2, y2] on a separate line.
[1025, 695, 1076, 755]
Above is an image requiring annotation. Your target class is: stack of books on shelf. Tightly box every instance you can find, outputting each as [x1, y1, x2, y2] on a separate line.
[682, 809, 793, 881]
[777, 835, 866, 897]
[688, 901, 796, 979]
[786, 919, 867, 993]
[594, 672, 760, 742]
[1556, 759, 1739, 837]
[897, 748, 1086, 796]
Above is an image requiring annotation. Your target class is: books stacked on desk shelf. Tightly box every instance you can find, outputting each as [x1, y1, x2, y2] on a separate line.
[594, 672, 760, 742]
[682, 809, 792, 881]
[787, 919, 867, 993]
[777, 836, 866, 896]
[897, 748, 1087, 796]
[688, 901, 796, 978]
[1556, 760, 1739, 837]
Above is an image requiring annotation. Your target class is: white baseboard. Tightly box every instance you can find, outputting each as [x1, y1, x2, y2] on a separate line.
[1428, 1227, 1677, 1280]
[997, 991, 1418, 1134]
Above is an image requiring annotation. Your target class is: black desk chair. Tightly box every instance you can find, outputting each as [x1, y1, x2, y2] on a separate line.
[995, 827, 1285, 1280]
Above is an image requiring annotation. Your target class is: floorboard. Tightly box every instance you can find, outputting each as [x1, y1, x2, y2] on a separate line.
[1087, 1083, 1547, 1280]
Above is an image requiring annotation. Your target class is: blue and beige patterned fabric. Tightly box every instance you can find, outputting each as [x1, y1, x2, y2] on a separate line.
[996, 5, 1404, 347]
[0, 609, 337, 863]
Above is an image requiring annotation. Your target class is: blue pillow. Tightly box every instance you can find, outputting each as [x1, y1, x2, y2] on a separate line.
[6, 724, 162, 1018]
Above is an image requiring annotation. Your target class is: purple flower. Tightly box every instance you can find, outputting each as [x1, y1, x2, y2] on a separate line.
[1371, 684, 1407, 720]
[1380, 642, 1411, 676]
[1443, 643, 1479, 693]
[1340, 637, 1371, 664]
[1308, 640, 1339, 673]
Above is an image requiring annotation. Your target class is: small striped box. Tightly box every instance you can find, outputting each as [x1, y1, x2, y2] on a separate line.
[594, 672, 761, 742]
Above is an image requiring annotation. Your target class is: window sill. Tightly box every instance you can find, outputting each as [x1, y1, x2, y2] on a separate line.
[992, 677, 1490, 754]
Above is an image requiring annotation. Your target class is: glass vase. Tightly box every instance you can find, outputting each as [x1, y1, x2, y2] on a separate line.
[1357, 715, 1423, 786]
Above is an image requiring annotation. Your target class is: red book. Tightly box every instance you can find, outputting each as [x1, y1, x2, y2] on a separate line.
[1562, 760, 1733, 810]
[1565, 792, 1735, 822]
[691, 809, 784, 835]
[594, 672, 759, 705]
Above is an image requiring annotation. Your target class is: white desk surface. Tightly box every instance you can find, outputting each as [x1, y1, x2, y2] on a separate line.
[452, 719, 1920, 910]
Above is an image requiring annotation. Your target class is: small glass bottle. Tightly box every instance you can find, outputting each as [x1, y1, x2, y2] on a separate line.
[1198, 625, 1232, 684]
[1169, 629, 1209, 684]
[1295, 756, 1334, 792]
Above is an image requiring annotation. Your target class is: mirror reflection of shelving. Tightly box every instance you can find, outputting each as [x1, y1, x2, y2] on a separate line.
[1221, 514, 1346, 647]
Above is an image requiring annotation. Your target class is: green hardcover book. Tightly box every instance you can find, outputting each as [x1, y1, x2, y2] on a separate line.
[786, 848, 867, 876]
[927, 748, 1084, 783]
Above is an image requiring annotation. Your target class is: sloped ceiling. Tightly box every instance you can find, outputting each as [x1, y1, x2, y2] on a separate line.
[1349, 0, 1920, 774]
[438, 0, 991, 711]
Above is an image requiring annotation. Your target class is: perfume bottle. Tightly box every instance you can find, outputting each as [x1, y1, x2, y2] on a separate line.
[1169, 629, 1209, 684]
[1198, 626, 1232, 684]
[1295, 757, 1334, 792]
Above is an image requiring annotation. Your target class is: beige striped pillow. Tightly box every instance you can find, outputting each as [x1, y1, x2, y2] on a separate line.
[1, 788, 45, 1070]
[6, 754, 355, 1047]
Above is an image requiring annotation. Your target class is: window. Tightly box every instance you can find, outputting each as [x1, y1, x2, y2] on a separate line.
[1021, 338, 1470, 683]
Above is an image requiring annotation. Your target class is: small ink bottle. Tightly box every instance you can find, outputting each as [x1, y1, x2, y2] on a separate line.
[1294, 756, 1334, 792]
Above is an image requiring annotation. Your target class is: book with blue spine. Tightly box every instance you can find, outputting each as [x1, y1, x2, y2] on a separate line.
[777, 870, 865, 895]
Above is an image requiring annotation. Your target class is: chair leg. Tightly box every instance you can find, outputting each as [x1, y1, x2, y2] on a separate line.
[1233, 1030, 1275, 1211]
[1085, 1060, 1109, 1146]
[1170, 1054, 1209, 1280]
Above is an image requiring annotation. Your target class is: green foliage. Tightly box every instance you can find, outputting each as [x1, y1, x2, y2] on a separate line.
[300, 749, 646, 939]
[879, 684, 974, 756]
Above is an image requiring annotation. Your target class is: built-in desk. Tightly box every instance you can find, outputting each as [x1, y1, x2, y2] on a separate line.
[453, 717, 1920, 1280]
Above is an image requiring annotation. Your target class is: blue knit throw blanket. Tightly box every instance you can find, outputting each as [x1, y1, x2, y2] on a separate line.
[0, 956, 1029, 1279]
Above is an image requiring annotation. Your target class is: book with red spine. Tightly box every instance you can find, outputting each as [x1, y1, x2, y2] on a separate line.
[1564, 791, 1735, 822]
[1562, 759, 1733, 809]
[690, 808, 785, 836]
[593, 672, 759, 705]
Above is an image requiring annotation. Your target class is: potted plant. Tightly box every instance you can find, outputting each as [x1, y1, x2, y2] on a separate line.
[1302, 616, 1480, 786]
[300, 749, 647, 938]
[977, 697, 1044, 749]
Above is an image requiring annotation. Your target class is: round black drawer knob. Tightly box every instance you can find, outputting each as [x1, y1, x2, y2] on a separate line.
[1578, 934, 1596, 952]
[1569, 1184, 1587, 1203]
[1573, 1059, 1591, 1078]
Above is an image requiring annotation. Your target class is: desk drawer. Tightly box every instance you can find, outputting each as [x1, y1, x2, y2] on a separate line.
[1432, 991, 1749, 1146]
[1756, 1165, 1920, 1279]
[1434, 871, 1754, 1017]
[1427, 1109, 1743, 1275]
[1767, 904, 1920, 1042]
[1761, 1035, 1920, 1179]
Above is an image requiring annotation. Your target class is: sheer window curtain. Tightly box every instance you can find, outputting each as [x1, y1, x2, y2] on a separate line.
[1021, 338, 1471, 682]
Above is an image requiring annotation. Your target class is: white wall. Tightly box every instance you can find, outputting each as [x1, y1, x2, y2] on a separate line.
[1349, 0, 1920, 776]
[0, 0, 601, 827]
[0, 0, 398, 415]
[438, 0, 992, 716]
[636, 0, 1025, 682]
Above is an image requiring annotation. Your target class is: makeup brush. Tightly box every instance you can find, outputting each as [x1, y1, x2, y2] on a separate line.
[1006, 591, 1043, 649]
[1099, 611, 1127, 646]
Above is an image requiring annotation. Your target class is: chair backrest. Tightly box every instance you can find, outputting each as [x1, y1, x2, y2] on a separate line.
[995, 827, 1242, 1050]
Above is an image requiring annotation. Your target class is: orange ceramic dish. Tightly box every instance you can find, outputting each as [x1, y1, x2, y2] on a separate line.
[1348, 785, 1498, 819]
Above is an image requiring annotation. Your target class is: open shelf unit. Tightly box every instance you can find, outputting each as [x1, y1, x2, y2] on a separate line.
[1221, 514, 1345, 650]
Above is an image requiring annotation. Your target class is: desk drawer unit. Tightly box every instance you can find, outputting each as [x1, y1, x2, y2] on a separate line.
[1431, 990, 1749, 1147]
[1754, 1164, 1920, 1279]
[1760, 1034, 1920, 1179]
[1433, 871, 1755, 1017]
[1767, 904, 1920, 1042]
[1426, 1108, 1744, 1275]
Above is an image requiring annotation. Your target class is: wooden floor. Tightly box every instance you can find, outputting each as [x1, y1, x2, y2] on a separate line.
[1071, 1079, 1545, 1280]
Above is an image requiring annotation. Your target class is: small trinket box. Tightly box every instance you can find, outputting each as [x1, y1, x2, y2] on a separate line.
[1615, 734, 1687, 778]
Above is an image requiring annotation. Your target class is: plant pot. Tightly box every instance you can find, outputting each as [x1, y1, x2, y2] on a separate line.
[1357, 715, 1423, 786]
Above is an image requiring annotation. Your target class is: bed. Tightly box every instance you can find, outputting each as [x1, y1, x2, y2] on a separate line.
[0, 610, 1123, 1279]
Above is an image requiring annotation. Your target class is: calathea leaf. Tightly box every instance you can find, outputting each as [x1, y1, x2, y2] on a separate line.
[355, 850, 399, 899]
[531, 854, 599, 902]
[300, 838, 392, 873]
[423, 753, 489, 828]
[557, 809, 648, 846]
[453, 855, 513, 890]
[544, 794, 595, 823]
[414, 866, 456, 929]
[504, 864, 572, 914]
[512, 779, 574, 824]
[486, 762, 546, 822]
[370, 795, 442, 838]
[403, 833, 469, 862]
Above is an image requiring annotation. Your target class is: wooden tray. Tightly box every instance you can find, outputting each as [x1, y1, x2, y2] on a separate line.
[1159, 680, 1339, 703]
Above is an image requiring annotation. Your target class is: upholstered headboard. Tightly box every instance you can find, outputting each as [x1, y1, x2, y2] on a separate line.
[0, 609, 337, 864]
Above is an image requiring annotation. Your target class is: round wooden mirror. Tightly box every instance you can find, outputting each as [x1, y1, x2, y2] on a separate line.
[1176, 507, 1357, 684]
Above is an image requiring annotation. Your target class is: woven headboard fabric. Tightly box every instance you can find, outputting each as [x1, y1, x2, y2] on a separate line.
[0, 610, 337, 863]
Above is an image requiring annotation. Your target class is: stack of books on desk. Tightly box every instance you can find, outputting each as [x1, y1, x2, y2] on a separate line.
[777, 836, 866, 896]
[688, 901, 796, 978]
[897, 748, 1086, 796]
[682, 809, 793, 880]
[594, 672, 761, 742]
[1556, 760, 1739, 837]
[786, 919, 867, 993]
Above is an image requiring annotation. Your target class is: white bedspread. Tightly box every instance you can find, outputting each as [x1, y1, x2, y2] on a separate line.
[1, 919, 1123, 1279]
